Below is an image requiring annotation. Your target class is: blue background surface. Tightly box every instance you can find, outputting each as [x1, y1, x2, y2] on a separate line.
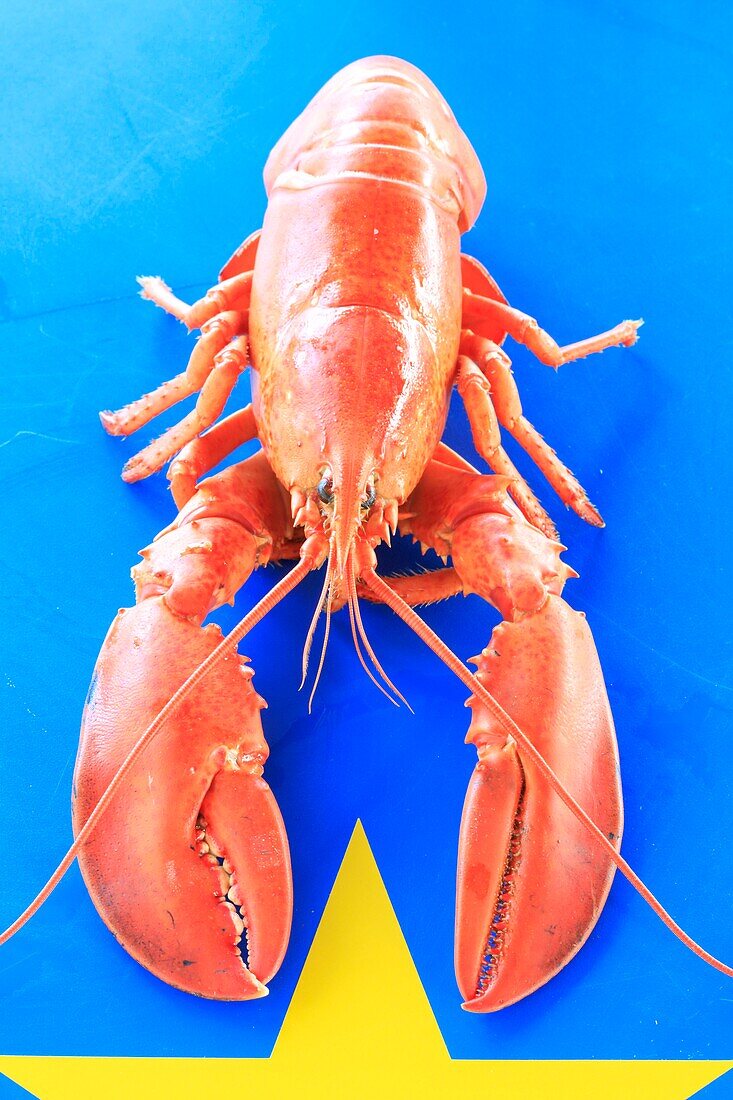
[1, 0, 731, 1066]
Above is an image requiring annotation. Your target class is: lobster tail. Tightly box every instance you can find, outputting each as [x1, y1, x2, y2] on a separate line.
[263, 56, 486, 230]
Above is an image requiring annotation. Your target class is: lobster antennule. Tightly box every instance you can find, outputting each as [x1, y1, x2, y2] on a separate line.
[307, 579, 336, 714]
[0, 556, 314, 949]
[299, 544, 337, 712]
[362, 568, 733, 982]
[345, 573, 400, 707]
[347, 557, 410, 710]
[300, 445, 409, 708]
[300, 544, 335, 691]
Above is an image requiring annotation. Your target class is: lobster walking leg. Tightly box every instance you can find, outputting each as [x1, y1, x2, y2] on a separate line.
[462, 287, 642, 367]
[455, 352, 557, 537]
[121, 334, 250, 482]
[459, 333, 603, 527]
[101, 309, 248, 441]
[359, 566, 465, 607]
[102, 252, 258, 477]
[73, 452, 298, 999]
[137, 270, 253, 329]
[168, 404, 258, 509]
[397, 457, 622, 1010]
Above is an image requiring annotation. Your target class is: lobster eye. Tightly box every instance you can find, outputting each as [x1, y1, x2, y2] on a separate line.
[362, 485, 376, 510]
[317, 475, 334, 505]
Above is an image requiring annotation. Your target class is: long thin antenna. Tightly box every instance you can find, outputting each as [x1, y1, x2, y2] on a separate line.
[346, 574, 400, 707]
[363, 567, 733, 980]
[348, 559, 411, 711]
[299, 547, 334, 690]
[308, 573, 335, 714]
[0, 556, 314, 947]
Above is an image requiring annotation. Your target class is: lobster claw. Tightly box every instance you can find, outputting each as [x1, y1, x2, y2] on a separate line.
[72, 596, 292, 999]
[455, 595, 623, 1011]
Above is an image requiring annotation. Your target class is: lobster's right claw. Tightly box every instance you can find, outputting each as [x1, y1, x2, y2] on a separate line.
[455, 595, 623, 1011]
[72, 597, 292, 1000]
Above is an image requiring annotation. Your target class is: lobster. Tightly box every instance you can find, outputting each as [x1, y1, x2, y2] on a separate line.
[2, 55, 731, 1012]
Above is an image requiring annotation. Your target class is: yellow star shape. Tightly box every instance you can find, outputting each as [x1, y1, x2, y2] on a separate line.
[1, 822, 730, 1099]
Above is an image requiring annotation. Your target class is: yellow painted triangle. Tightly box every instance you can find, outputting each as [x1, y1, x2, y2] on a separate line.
[1, 821, 730, 1099]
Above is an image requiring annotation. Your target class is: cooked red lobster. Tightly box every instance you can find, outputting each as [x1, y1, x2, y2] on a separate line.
[3, 56, 730, 1011]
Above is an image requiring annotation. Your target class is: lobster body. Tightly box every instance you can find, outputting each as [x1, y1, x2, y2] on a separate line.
[250, 59, 484, 544]
[72, 57, 635, 1008]
[16, 56, 712, 1014]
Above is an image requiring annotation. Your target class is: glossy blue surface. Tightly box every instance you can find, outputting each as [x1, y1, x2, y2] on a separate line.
[1, 0, 731, 1064]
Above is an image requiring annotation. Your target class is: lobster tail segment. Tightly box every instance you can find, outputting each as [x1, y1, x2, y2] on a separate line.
[263, 55, 486, 230]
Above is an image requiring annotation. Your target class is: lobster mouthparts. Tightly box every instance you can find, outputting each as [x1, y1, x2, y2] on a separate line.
[72, 597, 292, 999]
[455, 596, 623, 1011]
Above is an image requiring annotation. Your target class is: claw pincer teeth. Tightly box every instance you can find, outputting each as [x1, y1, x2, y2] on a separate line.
[455, 734, 525, 1007]
[197, 815, 249, 947]
[475, 813, 524, 999]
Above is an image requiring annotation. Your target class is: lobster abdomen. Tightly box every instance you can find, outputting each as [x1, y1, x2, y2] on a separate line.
[262, 56, 486, 230]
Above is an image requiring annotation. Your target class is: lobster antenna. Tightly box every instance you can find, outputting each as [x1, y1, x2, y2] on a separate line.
[346, 573, 400, 707]
[0, 555, 314, 947]
[307, 560, 336, 713]
[348, 558, 412, 712]
[299, 545, 335, 691]
[363, 567, 733, 980]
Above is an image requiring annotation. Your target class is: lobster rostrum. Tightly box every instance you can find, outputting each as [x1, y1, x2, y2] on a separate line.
[4, 57, 731, 1011]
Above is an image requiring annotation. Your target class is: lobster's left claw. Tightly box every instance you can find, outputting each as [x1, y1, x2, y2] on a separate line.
[454, 595, 623, 1011]
[73, 596, 292, 999]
